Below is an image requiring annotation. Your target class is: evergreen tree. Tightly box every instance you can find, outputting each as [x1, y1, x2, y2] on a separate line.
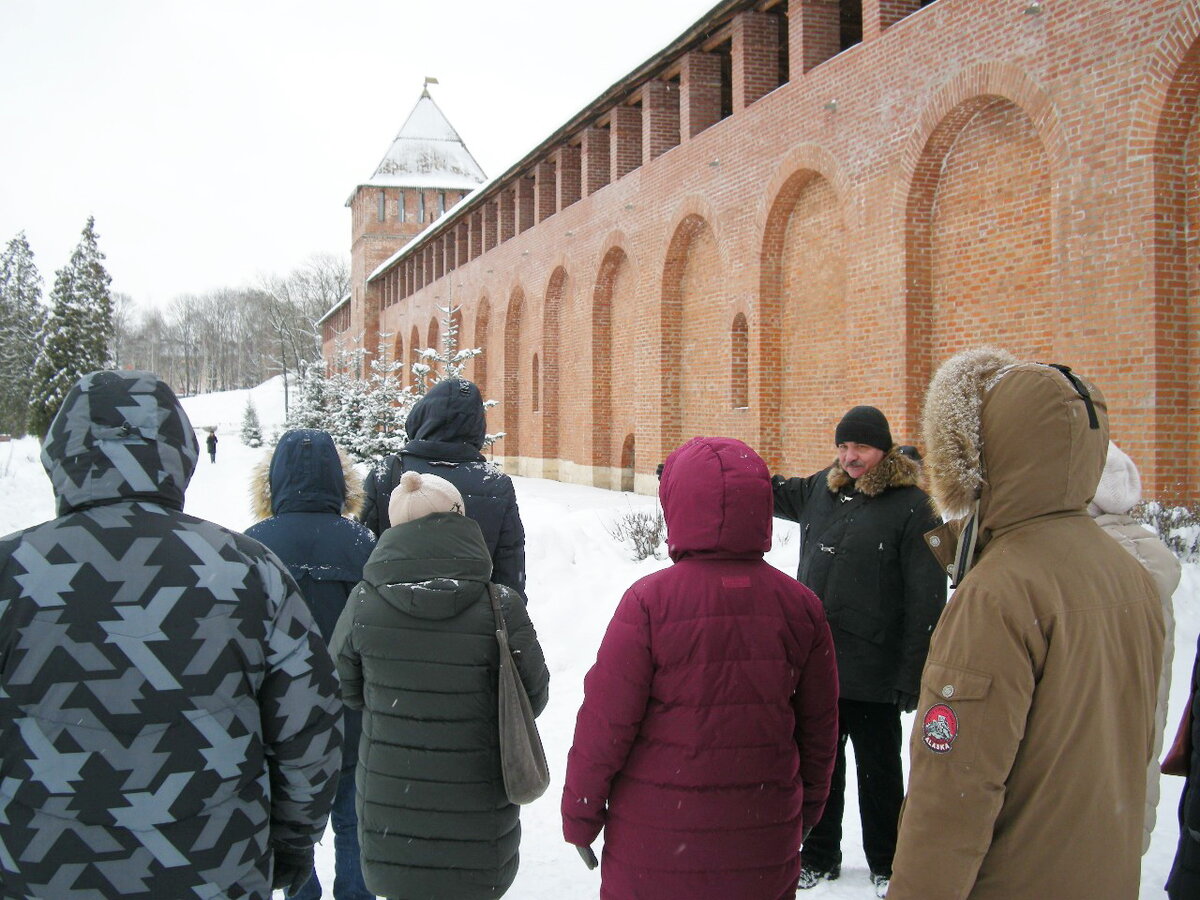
[28, 218, 114, 437]
[0, 232, 45, 436]
[240, 397, 263, 447]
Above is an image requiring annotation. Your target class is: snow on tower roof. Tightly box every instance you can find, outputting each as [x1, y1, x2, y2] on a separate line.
[364, 85, 486, 191]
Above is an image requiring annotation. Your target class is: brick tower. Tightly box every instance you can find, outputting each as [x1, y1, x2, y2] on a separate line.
[344, 80, 485, 362]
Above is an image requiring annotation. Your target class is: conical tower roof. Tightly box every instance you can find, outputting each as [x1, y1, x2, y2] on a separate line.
[366, 85, 486, 190]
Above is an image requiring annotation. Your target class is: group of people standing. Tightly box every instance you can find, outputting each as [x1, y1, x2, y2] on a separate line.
[0, 347, 1195, 899]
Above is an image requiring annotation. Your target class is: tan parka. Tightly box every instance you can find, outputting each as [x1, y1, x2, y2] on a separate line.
[889, 349, 1165, 900]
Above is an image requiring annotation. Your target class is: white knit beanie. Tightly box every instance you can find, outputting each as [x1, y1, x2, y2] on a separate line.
[1089, 441, 1142, 516]
[388, 471, 465, 525]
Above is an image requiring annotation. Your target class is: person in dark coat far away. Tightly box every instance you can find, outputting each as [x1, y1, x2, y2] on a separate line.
[0, 370, 342, 899]
[246, 429, 376, 900]
[563, 436, 840, 900]
[771, 405, 946, 897]
[359, 377, 527, 599]
[332, 469, 548, 899]
[206, 428, 218, 462]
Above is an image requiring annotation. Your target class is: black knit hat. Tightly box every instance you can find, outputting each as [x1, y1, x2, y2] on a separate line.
[834, 406, 893, 452]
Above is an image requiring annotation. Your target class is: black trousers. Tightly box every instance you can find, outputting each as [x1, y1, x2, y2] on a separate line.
[801, 698, 903, 877]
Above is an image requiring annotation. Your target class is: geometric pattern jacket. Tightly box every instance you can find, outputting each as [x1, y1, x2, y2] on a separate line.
[0, 371, 342, 899]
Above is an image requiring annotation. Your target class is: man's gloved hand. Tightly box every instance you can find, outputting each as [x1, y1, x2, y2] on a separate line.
[272, 845, 315, 896]
[574, 844, 599, 870]
[893, 690, 918, 713]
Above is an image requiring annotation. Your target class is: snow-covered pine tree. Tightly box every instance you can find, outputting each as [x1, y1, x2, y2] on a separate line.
[286, 359, 330, 431]
[0, 232, 45, 436]
[240, 397, 263, 447]
[360, 334, 413, 460]
[28, 217, 114, 437]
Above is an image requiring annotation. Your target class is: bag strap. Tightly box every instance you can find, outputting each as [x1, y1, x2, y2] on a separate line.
[486, 582, 508, 640]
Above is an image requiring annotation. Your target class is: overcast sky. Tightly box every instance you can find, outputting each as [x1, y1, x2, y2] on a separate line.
[0, 0, 715, 309]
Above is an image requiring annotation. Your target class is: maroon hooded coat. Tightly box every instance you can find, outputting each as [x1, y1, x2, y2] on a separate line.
[562, 437, 840, 899]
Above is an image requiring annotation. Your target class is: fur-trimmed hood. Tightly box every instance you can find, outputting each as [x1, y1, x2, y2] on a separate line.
[250, 429, 364, 521]
[826, 445, 922, 498]
[921, 347, 1108, 542]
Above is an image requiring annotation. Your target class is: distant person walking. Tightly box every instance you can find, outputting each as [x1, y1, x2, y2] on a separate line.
[246, 429, 377, 900]
[206, 429, 218, 462]
[0, 370, 342, 898]
[333, 470, 548, 899]
[359, 377, 527, 599]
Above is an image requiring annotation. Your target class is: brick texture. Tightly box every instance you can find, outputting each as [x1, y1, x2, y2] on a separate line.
[329, 0, 1200, 500]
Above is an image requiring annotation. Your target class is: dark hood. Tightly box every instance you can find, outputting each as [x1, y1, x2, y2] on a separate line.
[659, 436, 772, 561]
[404, 378, 487, 452]
[41, 370, 199, 516]
[362, 512, 493, 620]
[254, 432, 362, 518]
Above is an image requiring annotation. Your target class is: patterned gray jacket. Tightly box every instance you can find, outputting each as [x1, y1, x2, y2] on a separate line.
[0, 371, 342, 899]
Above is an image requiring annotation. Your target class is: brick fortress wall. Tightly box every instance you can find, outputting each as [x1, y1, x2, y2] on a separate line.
[327, 0, 1200, 502]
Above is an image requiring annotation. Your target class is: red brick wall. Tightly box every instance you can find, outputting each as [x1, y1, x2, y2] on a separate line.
[339, 0, 1200, 501]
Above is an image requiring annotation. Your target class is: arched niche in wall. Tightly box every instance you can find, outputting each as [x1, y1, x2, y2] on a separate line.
[503, 288, 526, 461]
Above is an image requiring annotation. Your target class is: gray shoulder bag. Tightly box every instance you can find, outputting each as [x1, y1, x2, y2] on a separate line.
[487, 583, 550, 804]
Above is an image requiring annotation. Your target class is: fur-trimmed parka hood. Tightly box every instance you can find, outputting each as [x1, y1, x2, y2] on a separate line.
[250, 428, 364, 520]
[922, 347, 1109, 542]
[826, 445, 922, 498]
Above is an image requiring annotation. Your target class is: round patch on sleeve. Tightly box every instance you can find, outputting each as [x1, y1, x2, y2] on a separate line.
[922, 704, 959, 753]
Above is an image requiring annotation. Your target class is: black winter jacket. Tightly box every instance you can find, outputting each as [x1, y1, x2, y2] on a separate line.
[331, 512, 549, 900]
[359, 378, 527, 599]
[246, 428, 375, 771]
[772, 449, 946, 703]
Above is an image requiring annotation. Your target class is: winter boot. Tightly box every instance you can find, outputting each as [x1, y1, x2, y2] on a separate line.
[797, 864, 840, 889]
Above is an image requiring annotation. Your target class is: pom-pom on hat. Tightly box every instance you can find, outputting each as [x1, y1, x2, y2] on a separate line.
[834, 405, 893, 452]
[388, 470, 465, 525]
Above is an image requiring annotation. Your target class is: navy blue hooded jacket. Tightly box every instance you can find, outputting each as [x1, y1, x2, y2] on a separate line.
[246, 428, 375, 771]
[359, 379, 527, 599]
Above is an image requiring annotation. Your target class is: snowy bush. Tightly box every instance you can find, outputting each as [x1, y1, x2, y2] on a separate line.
[606, 506, 666, 561]
[1134, 501, 1200, 562]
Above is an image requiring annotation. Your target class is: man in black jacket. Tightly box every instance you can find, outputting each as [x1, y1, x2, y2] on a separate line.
[359, 378, 527, 600]
[772, 405, 946, 897]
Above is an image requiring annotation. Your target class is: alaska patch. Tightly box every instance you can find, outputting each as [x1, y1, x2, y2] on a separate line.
[922, 703, 958, 753]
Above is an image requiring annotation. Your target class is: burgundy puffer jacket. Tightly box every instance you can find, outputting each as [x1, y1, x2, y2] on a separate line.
[562, 436, 839, 900]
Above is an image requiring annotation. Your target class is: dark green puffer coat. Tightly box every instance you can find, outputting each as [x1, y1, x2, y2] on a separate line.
[330, 512, 549, 899]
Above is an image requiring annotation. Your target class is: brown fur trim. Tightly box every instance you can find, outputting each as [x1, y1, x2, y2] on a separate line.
[826, 446, 921, 498]
[247, 443, 364, 521]
[920, 346, 1018, 518]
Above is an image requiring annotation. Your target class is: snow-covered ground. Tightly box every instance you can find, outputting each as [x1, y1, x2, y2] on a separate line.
[1, 376, 1194, 898]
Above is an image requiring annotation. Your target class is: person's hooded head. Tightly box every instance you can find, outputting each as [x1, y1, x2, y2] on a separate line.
[658, 436, 772, 562]
[404, 378, 487, 451]
[249, 429, 364, 521]
[41, 370, 199, 516]
[921, 347, 1108, 582]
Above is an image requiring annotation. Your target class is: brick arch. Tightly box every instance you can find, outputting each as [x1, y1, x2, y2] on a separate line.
[392, 332, 403, 372]
[408, 325, 420, 389]
[1144, 5, 1200, 499]
[899, 63, 1065, 423]
[503, 288, 526, 460]
[542, 266, 567, 467]
[592, 245, 629, 476]
[427, 317, 440, 355]
[661, 211, 726, 457]
[758, 160, 847, 473]
[905, 95, 1055, 419]
[474, 296, 491, 395]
